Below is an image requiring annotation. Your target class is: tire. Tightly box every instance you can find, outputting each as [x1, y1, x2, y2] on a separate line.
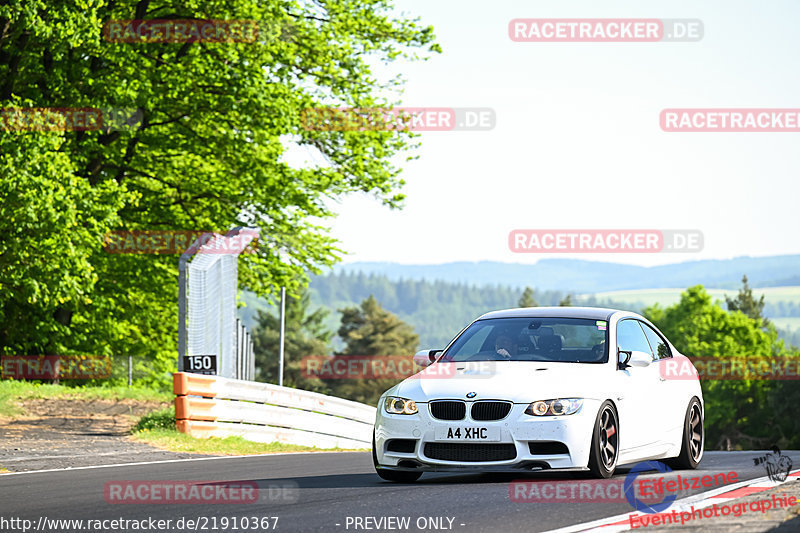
[372, 433, 422, 482]
[588, 401, 619, 479]
[667, 398, 703, 470]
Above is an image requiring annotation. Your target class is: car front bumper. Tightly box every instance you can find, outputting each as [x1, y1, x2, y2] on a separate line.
[374, 399, 602, 472]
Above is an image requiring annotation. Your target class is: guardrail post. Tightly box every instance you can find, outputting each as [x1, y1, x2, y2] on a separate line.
[278, 286, 285, 386]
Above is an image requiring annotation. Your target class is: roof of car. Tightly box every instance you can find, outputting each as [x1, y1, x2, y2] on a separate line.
[477, 306, 626, 321]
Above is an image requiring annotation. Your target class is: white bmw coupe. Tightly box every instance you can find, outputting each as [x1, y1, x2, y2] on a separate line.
[373, 307, 704, 481]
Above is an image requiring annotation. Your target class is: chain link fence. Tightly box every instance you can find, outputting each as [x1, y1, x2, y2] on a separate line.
[179, 228, 257, 380]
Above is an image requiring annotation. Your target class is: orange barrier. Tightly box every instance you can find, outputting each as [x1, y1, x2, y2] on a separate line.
[173, 372, 217, 397]
[174, 372, 218, 437]
[174, 396, 217, 421]
[176, 419, 219, 437]
[172, 371, 375, 448]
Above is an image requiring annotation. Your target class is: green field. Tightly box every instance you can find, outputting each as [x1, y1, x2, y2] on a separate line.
[578, 286, 800, 309]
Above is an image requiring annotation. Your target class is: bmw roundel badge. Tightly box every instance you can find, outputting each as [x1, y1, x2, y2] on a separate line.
[466, 392, 477, 398]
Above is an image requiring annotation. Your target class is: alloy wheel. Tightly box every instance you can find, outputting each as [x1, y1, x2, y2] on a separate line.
[689, 403, 703, 462]
[599, 407, 618, 469]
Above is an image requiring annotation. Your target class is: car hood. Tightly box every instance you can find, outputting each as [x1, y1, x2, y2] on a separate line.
[389, 361, 612, 403]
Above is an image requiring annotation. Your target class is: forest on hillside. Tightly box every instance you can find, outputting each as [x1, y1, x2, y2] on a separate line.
[240, 271, 800, 349]
[240, 271, 628, 348]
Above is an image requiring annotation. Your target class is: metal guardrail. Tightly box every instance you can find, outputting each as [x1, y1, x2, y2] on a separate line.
[173, 372, 376, 449]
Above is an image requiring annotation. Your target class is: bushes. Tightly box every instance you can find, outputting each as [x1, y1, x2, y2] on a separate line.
[132, 407, 175, 432]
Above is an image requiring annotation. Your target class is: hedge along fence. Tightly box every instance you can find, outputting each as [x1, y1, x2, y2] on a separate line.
[173, 372, 376, 449]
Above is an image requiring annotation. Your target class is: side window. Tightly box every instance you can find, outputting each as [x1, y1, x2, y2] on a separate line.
[640, 322, 672, 360]
[616, 319, 653, 358]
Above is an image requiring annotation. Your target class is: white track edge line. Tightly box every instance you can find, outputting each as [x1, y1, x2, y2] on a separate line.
[0, 450, 368, 477]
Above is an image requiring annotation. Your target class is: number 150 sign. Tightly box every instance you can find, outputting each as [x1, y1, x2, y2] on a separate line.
[183, 354, 217, 375]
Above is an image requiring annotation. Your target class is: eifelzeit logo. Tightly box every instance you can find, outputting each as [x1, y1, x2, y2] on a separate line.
[753, 446, 793, 482]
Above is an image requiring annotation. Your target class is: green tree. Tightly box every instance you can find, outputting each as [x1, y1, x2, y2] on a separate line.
[330, 295, 418, 405]
[518, 286, 538, 308]
[726, 275, 769, 326]
[644, 286, 794, 449]
[559, 294, 573, 307]
[251, 290, 331, 393]
[765, 368, 800, 449]
[0, 1, 438, 383]
[0, 134, 121, 354]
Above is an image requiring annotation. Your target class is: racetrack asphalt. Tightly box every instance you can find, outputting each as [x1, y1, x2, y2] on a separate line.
[1, 450, 797, 533]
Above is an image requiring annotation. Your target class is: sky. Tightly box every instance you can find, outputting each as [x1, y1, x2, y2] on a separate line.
[301, 0, 800, 267]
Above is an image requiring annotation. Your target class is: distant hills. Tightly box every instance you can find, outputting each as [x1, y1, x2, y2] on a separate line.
[332, 255, 800, 293]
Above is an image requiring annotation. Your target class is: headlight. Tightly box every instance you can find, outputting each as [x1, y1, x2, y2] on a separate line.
[384, 396, 418, 415]
[524, 398, 582, 416]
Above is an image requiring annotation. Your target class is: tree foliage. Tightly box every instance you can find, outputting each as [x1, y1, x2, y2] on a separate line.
[644, 286, 799, 449]
[726, 275, 768, 326]
[518, 286, 538, 308]
[0, 0, 438, 384]
[329, 295, 418, 405]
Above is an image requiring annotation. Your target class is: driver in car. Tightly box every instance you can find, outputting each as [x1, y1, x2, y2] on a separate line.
[495, 334, 517, 360]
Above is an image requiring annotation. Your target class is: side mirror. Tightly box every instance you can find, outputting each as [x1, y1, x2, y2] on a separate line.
[413, 349, 442, 368]
[619, 349, 652, 369]
[629, 350, 653, 367]
[617, 349, 631, 369]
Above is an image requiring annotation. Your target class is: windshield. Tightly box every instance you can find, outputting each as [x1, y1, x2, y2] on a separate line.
[440, 317, 609, 363]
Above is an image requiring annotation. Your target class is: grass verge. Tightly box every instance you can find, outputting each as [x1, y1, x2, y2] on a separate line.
[0, 381, 171, 418]
[132, 407, 368, 455]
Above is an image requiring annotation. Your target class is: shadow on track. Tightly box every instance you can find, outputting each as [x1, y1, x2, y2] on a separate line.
[245, 466, 646, 490]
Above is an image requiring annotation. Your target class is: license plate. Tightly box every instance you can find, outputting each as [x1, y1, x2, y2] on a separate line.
[434, 426, 501, 442]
